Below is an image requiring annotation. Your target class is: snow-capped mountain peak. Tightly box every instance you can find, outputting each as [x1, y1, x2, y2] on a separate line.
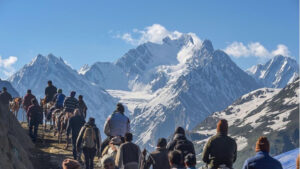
[247, 55, 299, 88]
[9, 54, 117, 129]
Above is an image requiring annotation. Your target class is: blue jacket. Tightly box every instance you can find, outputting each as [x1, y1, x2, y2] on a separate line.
[242, 151, 283, 169]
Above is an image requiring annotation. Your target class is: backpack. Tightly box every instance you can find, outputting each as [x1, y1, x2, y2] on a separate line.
[82, 126, 96, 148]
[174, 139, 193, 158]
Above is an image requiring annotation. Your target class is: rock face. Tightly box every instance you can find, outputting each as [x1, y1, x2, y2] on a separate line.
[247, 55, 299, 88]
[0, 104, 34, 169]
[190, 78, 299, 168]
[0, 79, 19, 97]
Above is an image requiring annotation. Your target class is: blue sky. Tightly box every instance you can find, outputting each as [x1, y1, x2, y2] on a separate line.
[0, 0, 298, 79]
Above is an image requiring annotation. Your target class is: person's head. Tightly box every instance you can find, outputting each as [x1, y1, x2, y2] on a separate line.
[217, 119, 228, 135]
[74, 109, 81, 116]
[31, 98, 38, 105]
[2, 87, 7, 92]
[110, 136, 122, 145]
[157, 138, 167, 148]
[78, 95, 83, 100]
[27, 89, 31, 94]
[62, 159, 80, 169]
[125, 132, 133, 142]
[255, 136, 270, 153]
[88, 117, 95, 125]
[168, 150, 183, 167]
[116, 103, 125, 114]
[184, 153, 196, 168]
[48, 80, 52, 86]
[57, 89, 62, 94]
[174, 127, 185, 136]
[70, 91, 76, 97]
[102, 157, 116, 169]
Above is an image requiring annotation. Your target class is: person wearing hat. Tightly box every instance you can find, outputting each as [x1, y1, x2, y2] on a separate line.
[45, 80, 57, 103]
[202, 119, 237, 169]
[184, 153, 197, 169]
[242, 136, 283, 169]
[0, 87, 12, 109]
[102, 103, 130, 154]
[53, 88, 66, 109]
[62, 159, 81, 169]
[142, 138, 170, 169]
[64, 91, 79, 113]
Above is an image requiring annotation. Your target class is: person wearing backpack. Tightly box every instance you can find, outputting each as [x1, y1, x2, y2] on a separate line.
[102, 103, 130, 153]
[53, 89, 65, 109]
[242, 136, 283, 169]
[27, 98, 43, 142]
[167, 127, 195, 159]
[115, 133, 141, 169]
[202, 119, 237, 169]
[141, 138, 170, 169]
[67, 109, 86, 160]
[76, 117, 101, 169]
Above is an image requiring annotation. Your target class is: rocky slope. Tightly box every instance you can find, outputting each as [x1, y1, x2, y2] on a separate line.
[0, 105, 34, 169]
[190, 79, 299, 168]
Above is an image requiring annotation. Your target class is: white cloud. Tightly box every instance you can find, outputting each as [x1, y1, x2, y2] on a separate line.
[116, 24, 182, 45]
[224, 42, 291, 59]
[0, 56, 18, 77]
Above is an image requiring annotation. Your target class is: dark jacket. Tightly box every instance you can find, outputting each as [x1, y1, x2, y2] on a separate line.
[27, 103, 43, 124]
[202, 133, 237, 169]
[116, 142, 141, 169]
[22, 93, 36, 111]
[78, 100, 87, 117]
[45, 85, 57, 103]
[242, 151, 283, 169]
[143, 148, 170, 169]
[0, 91, 12, 105]
[67, 115, 85, 138]
[76, 123, 101, 150]
[64, 96, 79, 113]
[167, 134, 195, 156]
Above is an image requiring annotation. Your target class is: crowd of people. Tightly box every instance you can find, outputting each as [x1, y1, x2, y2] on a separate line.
[0, 80, 298, 169]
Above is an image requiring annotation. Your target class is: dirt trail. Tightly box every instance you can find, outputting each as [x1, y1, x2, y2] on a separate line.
[21, 123, 101, 169]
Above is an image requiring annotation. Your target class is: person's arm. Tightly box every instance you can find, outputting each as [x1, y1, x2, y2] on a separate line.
[233, 141, 237, 162]
[76, 126, 85, 150]
[166, 140, 176, 152]
[95, 128, 101, 153]
[66, 118, 72, 137]
[242, 159, 248, 169]
[202, 139, 211, 164]
[104, 116, 111, 136]
[115, 145, 123, 168]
